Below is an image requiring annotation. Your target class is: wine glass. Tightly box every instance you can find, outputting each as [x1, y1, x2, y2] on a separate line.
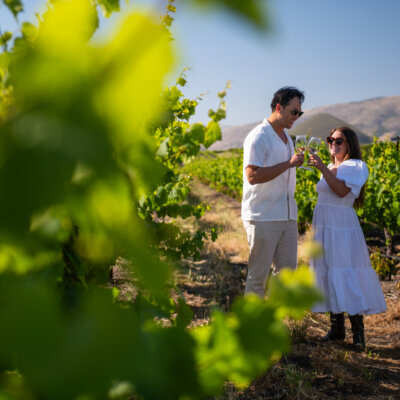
[308, 137, 322, 155]
[307, 137, 323, 168]
[295, 135, 311, 170]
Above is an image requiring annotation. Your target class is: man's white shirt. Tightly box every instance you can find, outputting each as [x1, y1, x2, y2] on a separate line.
[241, 118, 297, 221]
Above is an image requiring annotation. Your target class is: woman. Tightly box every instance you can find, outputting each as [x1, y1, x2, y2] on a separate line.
[308, 127, 386, 350]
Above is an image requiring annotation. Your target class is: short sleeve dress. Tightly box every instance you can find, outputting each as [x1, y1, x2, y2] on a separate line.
[311, 159, 387, 315]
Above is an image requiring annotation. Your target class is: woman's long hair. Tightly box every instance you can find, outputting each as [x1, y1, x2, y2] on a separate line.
[328, 126, 365, 208]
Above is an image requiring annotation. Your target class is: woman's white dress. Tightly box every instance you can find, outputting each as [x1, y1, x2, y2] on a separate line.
[311, 159, 387, 315]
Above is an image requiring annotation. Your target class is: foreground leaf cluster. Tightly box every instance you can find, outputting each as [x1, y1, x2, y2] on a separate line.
[0, 1, 321, 399]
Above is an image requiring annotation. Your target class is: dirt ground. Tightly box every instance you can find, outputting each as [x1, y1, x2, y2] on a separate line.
[176, 180, 400, 400]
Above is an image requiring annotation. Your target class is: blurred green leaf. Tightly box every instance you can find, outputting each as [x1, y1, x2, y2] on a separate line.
[156, 137, 170, 157]
[188, 123, 206, 143]
[268, 266, 323, 319]
[0, 276, 202, 399]
[183, 0, 268, 29]
[176, 296, 194, 328]
[20, 21, 38, 43]
[204, 121, 221, 148]
[176, 76, 186, 86]
[161, 14, 174, 27]
[0, 31, 12, 47]
[3, 0, 23, 18]
[167, 4, 177, 13]
[217, 90, 226, 98]
[192, 294, 289, 394]
[96, 0, 120, 17]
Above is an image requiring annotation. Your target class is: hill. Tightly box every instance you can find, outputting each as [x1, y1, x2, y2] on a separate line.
[299, 95, 400, 138]
[209, 95, 400, 150]
[290, 113, 371, 144]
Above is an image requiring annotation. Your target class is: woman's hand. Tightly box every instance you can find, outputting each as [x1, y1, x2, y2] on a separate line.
[308, 153, 324, 171]
[308, 154, 351, 197]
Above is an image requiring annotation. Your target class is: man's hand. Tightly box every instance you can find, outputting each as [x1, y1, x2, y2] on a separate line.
[289, 152, 304, 167]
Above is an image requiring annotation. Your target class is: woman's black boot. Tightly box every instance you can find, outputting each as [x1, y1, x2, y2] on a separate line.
[322, 312, 346, 341]
[349, 314, 365, 350]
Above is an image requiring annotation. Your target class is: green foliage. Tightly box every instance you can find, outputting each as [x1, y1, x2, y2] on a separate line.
[193, 296, 289, 393]
[184, 149, 243, 200]
[186, 0, 268, 29]
[358, 138, 400, 253]
[369, 248, 398, 280]
[0, 266, 320, 399]
[0, 1, 322, 399]
[161, 0, 176, 28]
[96, 0, 120, 17]
[139, 71, 230, 261]
[268, 266, 323, 320]
[0, 277, 201, 400]
[192, 267, 321, 396]
[2, 0, 23, 18]
[0, 31, 12, 48]
[0, 0, 173, 289]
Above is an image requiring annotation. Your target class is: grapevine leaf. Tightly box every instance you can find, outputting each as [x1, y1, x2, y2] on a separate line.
[167, 4, 177, 13]
[96, 0, 120, 17]
[0, 31, 12, 46]
[21, 22, 39, 43]
[217, 90, 226, 98]
[161, 14, 174, 27]
[178, 205, 192, 218]
[188, 122, 206, 143]
[192, 294, 289, 393]
[204, 121, 221, 148]
[156, 137, 170, 157]
[155, 186, 168, 205]
[185, 0, 268, 29]
[97, 12, 173, 191]
[3, 0, 23, 18]
[176, 76, 187, 86]
[176, 296, 194, 328]
[268, 266, 323, 319]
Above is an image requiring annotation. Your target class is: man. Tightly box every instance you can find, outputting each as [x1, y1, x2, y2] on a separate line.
[242, 86, 305, 297]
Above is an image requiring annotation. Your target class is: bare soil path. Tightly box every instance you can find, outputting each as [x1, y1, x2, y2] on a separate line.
[178, 180, 400, 400]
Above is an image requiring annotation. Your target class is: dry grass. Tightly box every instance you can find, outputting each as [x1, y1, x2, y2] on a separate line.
[189, 179, 249, 265]
[177, 179, 400, 400]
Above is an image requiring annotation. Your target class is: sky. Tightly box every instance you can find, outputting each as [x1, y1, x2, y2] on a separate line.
[1, 0, 400, 127]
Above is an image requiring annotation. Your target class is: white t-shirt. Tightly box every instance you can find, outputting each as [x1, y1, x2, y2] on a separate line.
[241, 119, 297, 221]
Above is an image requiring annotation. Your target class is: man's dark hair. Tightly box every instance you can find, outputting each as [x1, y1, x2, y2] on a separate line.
[270, 86, 305, 111]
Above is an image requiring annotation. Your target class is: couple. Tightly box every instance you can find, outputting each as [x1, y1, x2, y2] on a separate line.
[241, 86, 386, 350]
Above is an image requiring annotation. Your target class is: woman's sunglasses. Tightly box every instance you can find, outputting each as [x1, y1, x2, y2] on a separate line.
[327, 137, 345, 145]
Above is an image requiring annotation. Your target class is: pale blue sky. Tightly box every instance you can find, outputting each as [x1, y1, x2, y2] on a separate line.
[1, 0, 400, 126]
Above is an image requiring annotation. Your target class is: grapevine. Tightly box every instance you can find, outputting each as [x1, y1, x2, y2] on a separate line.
[0, 1, 322, 399]
[358, 138, 400, 255]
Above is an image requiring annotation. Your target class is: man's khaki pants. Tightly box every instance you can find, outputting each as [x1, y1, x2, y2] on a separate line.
[243, 220, 298, 298]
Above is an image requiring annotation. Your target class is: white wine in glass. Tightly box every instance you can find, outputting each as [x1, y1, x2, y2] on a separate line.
[295, 135, 311, 170]
[308, 137, 322, 155]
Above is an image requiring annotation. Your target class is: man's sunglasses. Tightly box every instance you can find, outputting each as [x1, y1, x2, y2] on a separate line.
[290, 109, 304, 118]
[327, 137, 345, 145]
